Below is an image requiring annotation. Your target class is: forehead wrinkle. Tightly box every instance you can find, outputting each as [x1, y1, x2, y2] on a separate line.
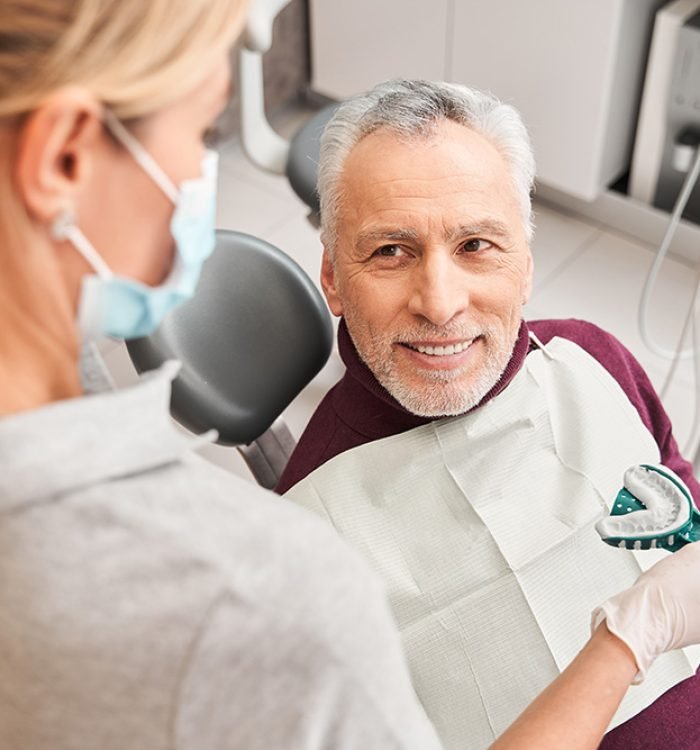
[386, 175, 493, 195]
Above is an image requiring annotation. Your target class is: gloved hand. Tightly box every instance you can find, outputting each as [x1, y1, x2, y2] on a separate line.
[591, 542, 700, 683]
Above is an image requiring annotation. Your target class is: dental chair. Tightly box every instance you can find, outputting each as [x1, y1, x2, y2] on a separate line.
[126, 229, 333, 489]
[239, 0, 338, 219]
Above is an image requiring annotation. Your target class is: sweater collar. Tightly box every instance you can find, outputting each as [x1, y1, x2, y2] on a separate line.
[333, 318, 532, 440]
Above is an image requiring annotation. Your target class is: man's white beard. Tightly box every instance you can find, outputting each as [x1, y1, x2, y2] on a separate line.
[381, 341, 511, 417]
[346, 316, 517, 418]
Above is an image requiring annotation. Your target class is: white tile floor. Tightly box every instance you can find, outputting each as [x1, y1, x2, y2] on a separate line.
[102, 109, 700, 483]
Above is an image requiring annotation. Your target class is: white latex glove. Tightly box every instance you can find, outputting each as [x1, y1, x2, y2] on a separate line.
[591, 542, 700, 683]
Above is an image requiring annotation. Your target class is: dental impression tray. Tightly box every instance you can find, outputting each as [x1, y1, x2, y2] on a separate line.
[596, 464, 700, 551]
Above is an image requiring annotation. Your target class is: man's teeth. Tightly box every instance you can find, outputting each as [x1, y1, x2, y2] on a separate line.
[412, 341, 472, 356]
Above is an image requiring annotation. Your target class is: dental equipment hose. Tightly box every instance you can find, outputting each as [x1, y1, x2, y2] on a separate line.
[638, 139, 700, 363]
[637, 138, 700, 458]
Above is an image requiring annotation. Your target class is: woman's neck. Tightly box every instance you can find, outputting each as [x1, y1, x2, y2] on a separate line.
[0, 223, 83, 416]
[0, 297, 82, 416]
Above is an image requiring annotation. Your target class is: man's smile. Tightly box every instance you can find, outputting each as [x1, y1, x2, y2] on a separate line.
[397, 336, 484, 370]
[402, 338, 475, 356]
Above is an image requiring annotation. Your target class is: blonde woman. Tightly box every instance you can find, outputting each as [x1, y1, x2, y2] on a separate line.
[0, 2, 698, 748]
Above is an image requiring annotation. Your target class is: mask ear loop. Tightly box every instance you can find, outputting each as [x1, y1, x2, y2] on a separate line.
[102, 110, 179, 204]
[51, 209, 114, 280]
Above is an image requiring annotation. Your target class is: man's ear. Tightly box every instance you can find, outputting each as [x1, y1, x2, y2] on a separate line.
[320, 247, 344, 317]
[15, 86, 103, 225]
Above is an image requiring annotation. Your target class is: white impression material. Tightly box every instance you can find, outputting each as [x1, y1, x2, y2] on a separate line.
[596, 465, 692, 541]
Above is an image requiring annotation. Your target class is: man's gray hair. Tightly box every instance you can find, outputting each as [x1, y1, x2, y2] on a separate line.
[318, 79, 536, 252]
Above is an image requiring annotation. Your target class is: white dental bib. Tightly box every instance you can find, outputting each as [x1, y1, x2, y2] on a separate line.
[286, 336, 693, 750]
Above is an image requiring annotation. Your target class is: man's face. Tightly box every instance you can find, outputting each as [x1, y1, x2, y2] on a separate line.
[321, 119, 534, 417]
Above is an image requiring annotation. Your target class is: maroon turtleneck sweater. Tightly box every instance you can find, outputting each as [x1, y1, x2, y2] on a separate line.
[278, 317, 700, 750]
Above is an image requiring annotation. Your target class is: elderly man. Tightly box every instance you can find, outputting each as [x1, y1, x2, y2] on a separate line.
[277, 80, 700, 750]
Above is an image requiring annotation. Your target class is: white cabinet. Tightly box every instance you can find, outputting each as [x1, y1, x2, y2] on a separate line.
[310, 0, 450, 99]
[310, 0, 666, 200]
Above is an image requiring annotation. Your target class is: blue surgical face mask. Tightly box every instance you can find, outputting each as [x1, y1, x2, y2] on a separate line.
[51, 110, 218, 341]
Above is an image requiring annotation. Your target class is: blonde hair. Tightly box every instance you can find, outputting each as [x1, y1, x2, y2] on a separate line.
[0, 0, 248, 120]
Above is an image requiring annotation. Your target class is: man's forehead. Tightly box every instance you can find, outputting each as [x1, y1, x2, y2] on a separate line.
[341, 126, 515, 197]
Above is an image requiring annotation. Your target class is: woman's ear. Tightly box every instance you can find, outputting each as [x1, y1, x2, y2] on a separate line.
[320, 247, 343, 317]
[14, 86, 103, 225]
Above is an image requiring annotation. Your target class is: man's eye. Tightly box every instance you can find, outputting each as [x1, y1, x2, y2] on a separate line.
[462, 238, 493, 253]
[374, 245, 404, 258]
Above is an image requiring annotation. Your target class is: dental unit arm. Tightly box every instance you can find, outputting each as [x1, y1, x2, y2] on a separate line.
[239, 0, 293, 173]
[596, 464, 700, 551]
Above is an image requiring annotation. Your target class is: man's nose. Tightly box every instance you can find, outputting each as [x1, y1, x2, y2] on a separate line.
[407, 253, 469, 327]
